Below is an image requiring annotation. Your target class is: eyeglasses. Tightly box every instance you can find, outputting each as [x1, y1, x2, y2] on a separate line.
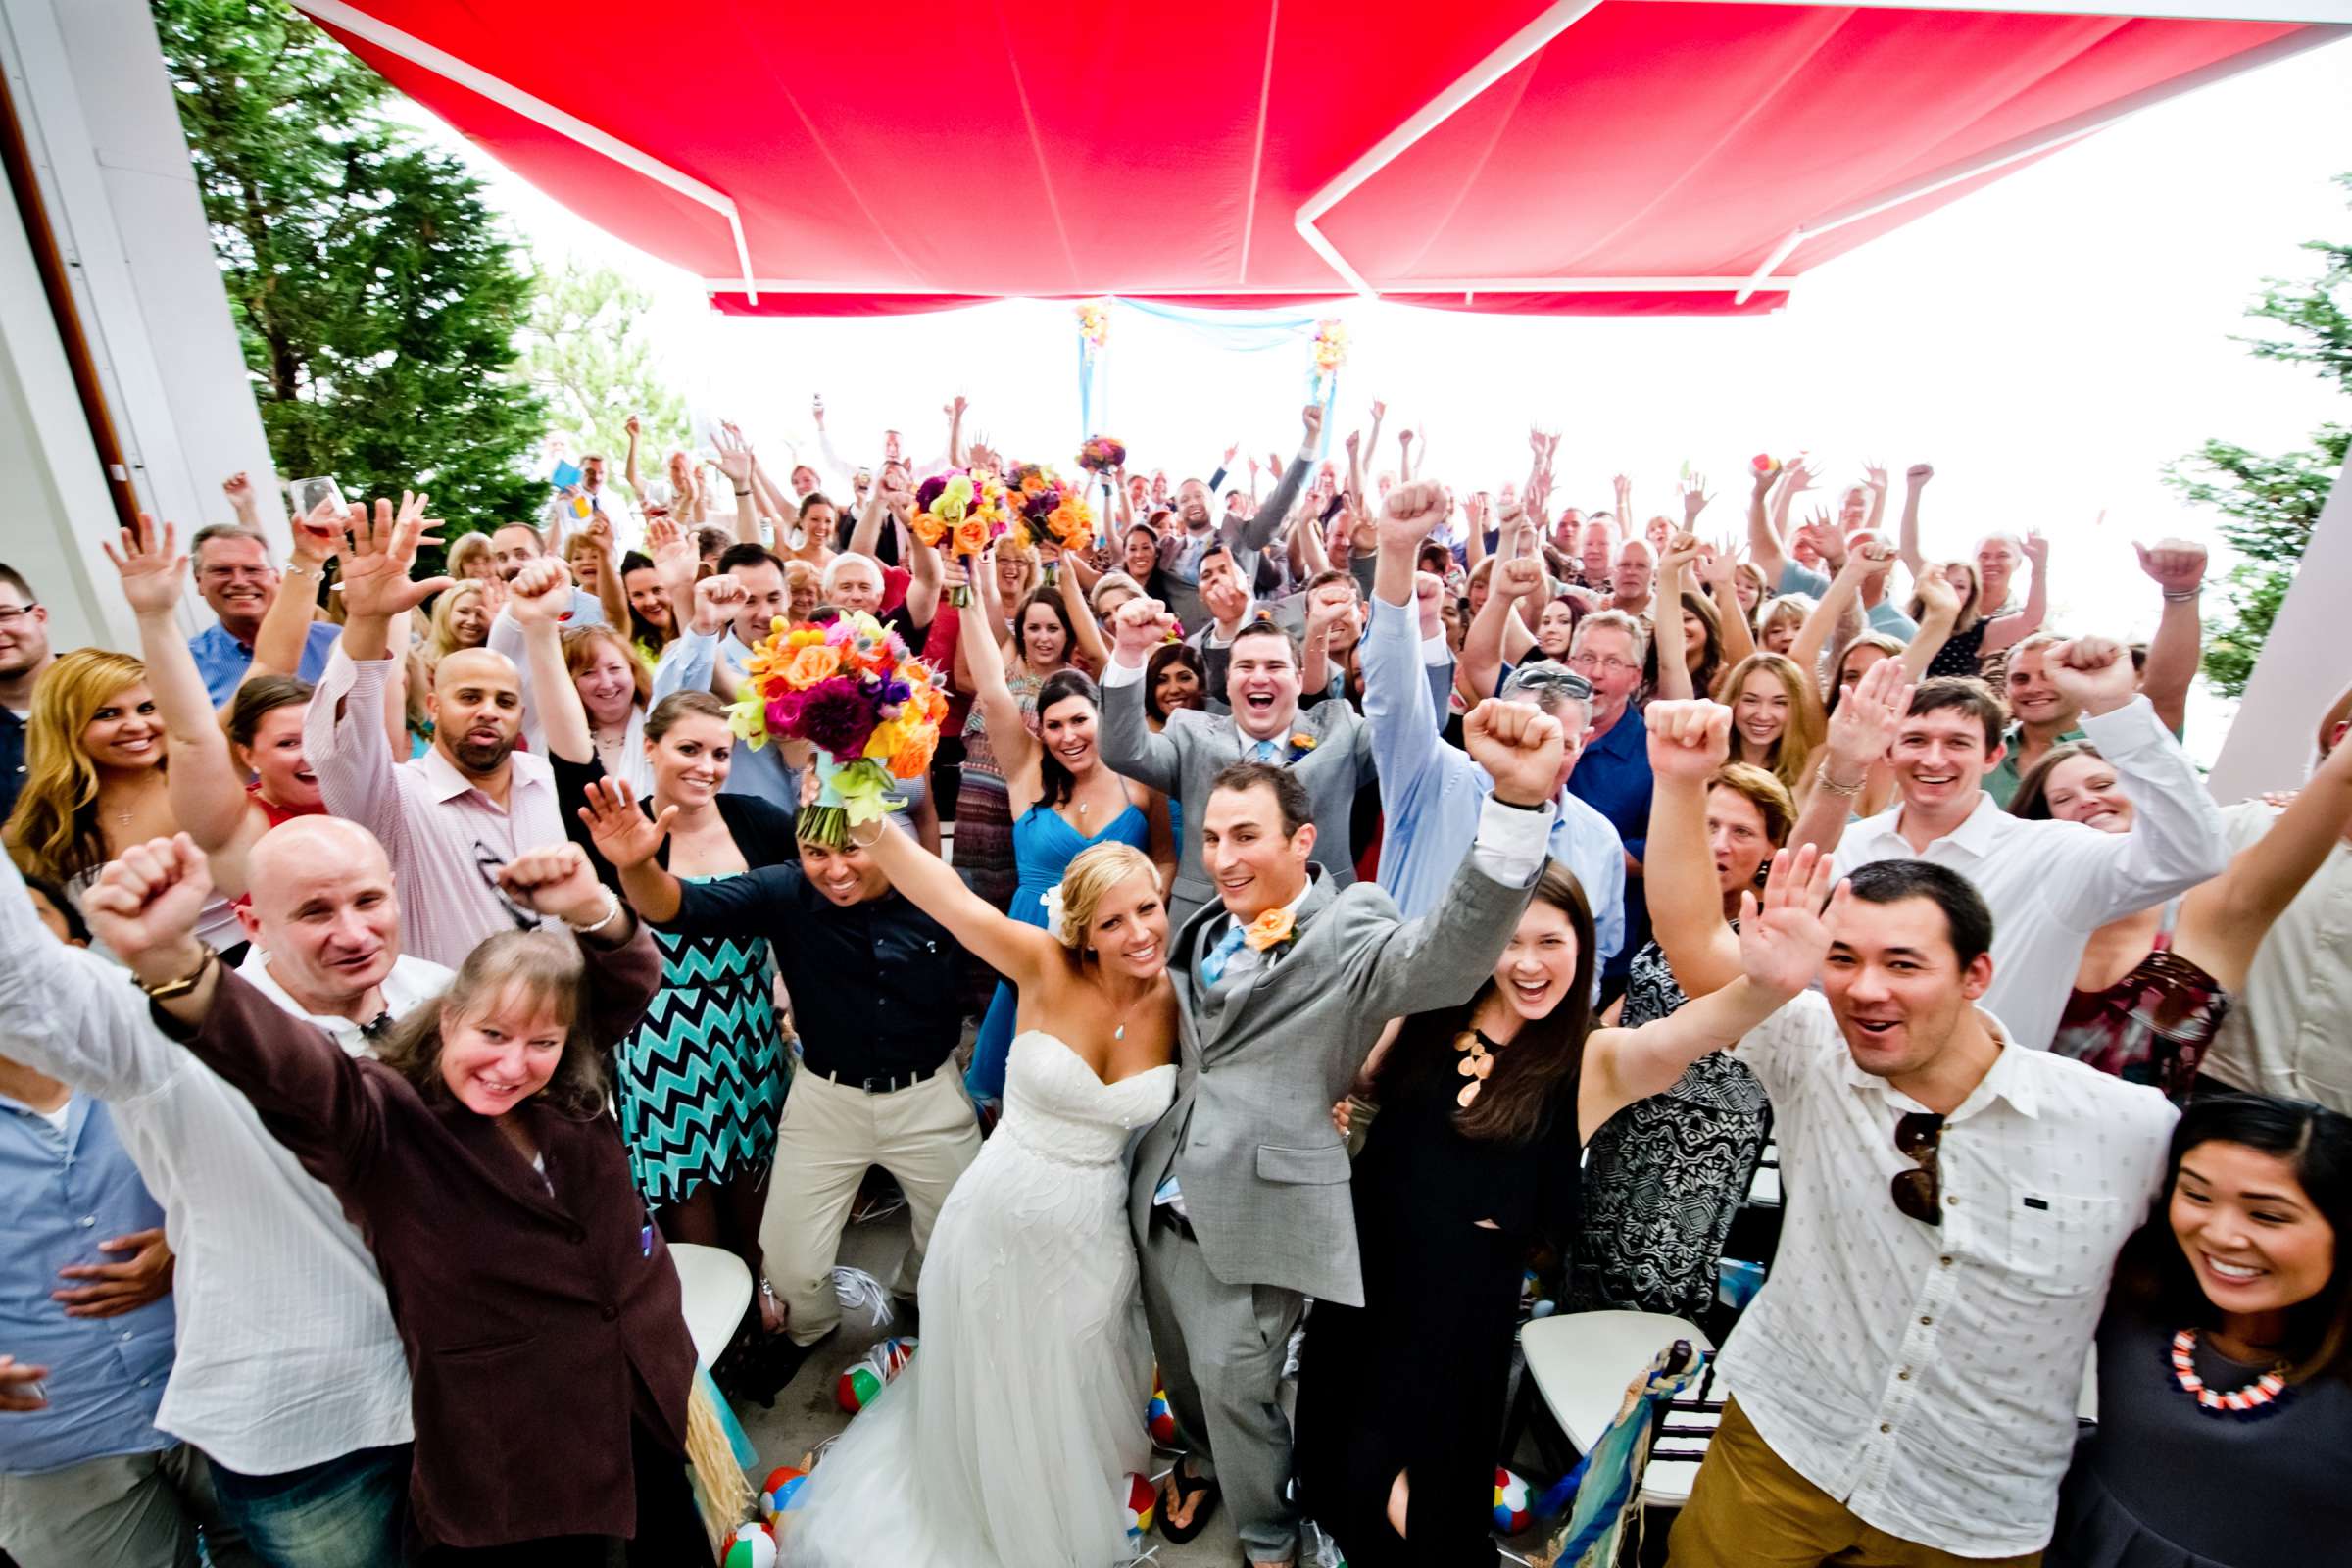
[1891, 1111, 1945, 1226]
[1568, 653, 1639, 677]
[472, 843, 544, 931]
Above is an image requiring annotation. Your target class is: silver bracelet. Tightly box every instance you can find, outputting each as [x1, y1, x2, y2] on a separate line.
[1815, 761, 1866, 798]
[285, 561, 323, 579]
[566, 888, 625, 937]
[2162, 587, 2201, 603]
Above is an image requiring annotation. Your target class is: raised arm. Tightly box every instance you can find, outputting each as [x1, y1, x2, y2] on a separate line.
[958, 560, 1038, 780]
[856, 794, 1058, 985]
[2190, 723, 2352, 984]
[1586, 846, 1838, 1134]
[105, 516, 266, 881]
[250, 498, 339, 682]
[308, 497, 448, 852]
[1650, 534, 1704, 700]
[1361, 493, 1464, 820]
[1231, 406, 1320, 556]
[900, 519, 943, 632]
[1745, 463, 1790, 586]
[713, 427, 760, 548]
[1896, 463, 1932, 578]
[1862, 461, 1889, 537]
[1097, 599, 1186, 795]
[2041, 639, 2229, 928]
[1056, 554, 1112, 670]
[2133, 537, 2206, 736]
[622, 414, 646, 501]
[1978, 529, 2050, 658]
[512, 559, 591, 763]
[1696, 542, 1755, 669]
[1788, 655, 1912, 858]
[1787, 540, 1880, 690]
[1642, 699, 1745, 996]
[1900, 567, 1961, 684]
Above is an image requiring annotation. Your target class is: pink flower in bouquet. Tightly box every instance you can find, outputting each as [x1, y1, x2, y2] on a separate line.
[799, 678, 882, 759]
[1078, 436, 1126, 474]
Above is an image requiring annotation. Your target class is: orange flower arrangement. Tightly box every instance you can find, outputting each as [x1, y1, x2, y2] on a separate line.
[1244, 907, 1296, 953]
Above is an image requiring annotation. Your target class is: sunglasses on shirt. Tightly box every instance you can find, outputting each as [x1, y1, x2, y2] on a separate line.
[1891, 1110, 1945, 1226]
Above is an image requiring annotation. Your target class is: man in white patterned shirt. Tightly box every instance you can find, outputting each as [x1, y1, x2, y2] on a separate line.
[0, 823, 432, 1567]
[1646, 706, 2176, 1565]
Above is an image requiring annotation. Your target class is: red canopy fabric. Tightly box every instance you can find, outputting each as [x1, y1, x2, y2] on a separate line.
[303, 1, 2338, 317]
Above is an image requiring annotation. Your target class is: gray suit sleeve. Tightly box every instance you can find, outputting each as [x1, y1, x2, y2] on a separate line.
[1231, 454, 1310, 556]
[1101, 669, 1184, 796]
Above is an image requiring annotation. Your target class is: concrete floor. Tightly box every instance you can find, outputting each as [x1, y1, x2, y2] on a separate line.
[729, 1197, 1249, 1566]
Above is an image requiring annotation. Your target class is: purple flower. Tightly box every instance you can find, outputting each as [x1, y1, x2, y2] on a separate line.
[800, 683, 881, 759]
[915, 475, 950, 512]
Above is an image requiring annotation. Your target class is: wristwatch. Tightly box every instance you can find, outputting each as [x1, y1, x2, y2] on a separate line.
[134, 945, 218, 1001]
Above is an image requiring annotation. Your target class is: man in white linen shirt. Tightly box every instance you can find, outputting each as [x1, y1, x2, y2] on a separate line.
[306, 503, 566, 968]
[0, 819, 435, 1567]
[1648, 820, 2175, 1563]
[1788, 639, 2229, 1050]
[2198, 691, 2352, 1111]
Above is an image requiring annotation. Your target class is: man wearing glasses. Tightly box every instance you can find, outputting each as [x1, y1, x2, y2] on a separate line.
[1563, 610, 1653, 1001]
[0, 564, 53, 820]
[1641, 699, 2176, 1568]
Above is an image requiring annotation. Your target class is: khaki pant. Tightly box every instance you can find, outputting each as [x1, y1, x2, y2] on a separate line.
[0, 1443, 258, 1568]
[1669, 1399, 2043, 1568]
[759, 1067, 981, 1345]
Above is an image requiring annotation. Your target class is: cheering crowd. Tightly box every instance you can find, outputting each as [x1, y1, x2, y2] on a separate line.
[0, 393, 2347, 1568]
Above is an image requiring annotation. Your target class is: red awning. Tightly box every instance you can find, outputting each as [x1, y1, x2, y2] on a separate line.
[294, 1, 2343, 317]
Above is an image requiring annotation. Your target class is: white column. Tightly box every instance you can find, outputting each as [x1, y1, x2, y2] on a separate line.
[0, 0, 283, 653]
[2208, 449, 2352, 801]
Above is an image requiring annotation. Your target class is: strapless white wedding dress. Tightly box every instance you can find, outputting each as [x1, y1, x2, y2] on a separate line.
[787, 1030, 1176, 1568]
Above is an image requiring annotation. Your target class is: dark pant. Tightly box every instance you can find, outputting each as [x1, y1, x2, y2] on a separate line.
[209, 1443, 411, 1568]
[418, 1420, 707, 1567]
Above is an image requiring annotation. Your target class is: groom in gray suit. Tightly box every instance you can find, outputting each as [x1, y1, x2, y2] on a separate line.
[1101, 608, 1376, 928]
[1128, 669, 1563, 1567]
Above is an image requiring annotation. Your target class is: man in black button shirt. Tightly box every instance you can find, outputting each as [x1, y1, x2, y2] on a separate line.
[592, 803, 982, 1358]
[0, 562, 53, 822]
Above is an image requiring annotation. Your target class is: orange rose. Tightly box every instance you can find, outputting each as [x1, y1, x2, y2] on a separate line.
[954, 517, 992, 556]
[1244, 906, 1296, 953]
[908, 512, 946, 547]
[783, 643, 841, 687]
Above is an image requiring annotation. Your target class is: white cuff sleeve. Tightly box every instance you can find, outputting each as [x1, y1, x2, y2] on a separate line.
[1420, 633, 1451, 667]
[1101, 654, 1148, 687]
[1471, 795, 1555, 885]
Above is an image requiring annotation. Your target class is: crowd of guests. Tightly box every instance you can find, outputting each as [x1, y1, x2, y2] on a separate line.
[0, 395, 2346, 1568]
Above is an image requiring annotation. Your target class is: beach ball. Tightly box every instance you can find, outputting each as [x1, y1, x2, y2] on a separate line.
[834, 1335, 919, 1414]
[760, 1465, 806, 1518]
[1120, 1471, 1157, 1544]
[723, 1522, 777, 1568]
[1145, 1383, 1177, 1446]
[1494, 1467, 1533, 1533]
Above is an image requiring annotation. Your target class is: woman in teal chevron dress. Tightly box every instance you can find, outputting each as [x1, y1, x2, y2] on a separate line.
[515, 573, 796, 1330]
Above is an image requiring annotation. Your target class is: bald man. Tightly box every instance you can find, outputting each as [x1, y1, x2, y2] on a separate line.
[305, 516, 567, 968]
[230, 817, 453, 1043]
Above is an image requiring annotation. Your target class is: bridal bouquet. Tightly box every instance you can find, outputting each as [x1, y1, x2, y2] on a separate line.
[906, 468, 1012, 606]
[1311, 318, 1349, 375]
[728, 612, 950, 847]
[1077, 435, 1125, 474]
[1005, 464, 1100, 561]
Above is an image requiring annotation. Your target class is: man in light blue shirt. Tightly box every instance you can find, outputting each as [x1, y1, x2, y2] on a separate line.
[185, 525, 341, 706]
[1361, 497, 1626, 963]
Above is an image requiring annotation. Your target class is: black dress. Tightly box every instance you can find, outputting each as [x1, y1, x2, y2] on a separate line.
[1294, 1010, 1583, 1568]
[2047, 1310, 2352, 1567]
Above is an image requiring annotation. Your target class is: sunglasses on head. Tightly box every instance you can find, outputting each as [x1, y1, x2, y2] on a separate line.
[1891, 1110, 1945, 1226]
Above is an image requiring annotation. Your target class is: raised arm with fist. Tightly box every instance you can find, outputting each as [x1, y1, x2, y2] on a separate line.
[1463, 698, 1566, 808]
[1109, 596, 1179, 667]
[2044, 635, 2139, 718]
[81, 834, 217, 995]
[1645, 698, 1734, 782]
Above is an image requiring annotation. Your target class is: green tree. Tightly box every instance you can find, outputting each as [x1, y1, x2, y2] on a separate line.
[2167, 172, 2352, 698]
[517, 258, 694, 482]
[154, 0, 546, 541]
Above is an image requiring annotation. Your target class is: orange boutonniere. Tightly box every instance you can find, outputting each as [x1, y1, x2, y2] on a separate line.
[1288, 732, 1317, 755]
[1245, 906, 1296, 954]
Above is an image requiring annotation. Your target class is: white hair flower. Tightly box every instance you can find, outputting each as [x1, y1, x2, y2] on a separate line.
[1041, 884, 1071, 945]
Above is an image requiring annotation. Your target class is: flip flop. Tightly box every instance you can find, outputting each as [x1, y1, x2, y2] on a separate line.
[1159, 1460, 1221, 1544]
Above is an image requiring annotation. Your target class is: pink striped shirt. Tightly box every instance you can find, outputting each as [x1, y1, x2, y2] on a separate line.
[305, 651, 566, 969]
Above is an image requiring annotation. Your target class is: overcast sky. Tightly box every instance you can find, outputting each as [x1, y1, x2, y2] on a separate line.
[401, 32, 2352, 750]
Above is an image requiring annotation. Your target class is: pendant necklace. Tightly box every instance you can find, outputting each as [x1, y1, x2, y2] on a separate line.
[2170, 1328, 2291, 1418]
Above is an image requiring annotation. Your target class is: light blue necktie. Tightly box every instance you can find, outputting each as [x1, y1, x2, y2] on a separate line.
[1199, 920, 1250, 987]
[1248, 737, 1283, 763]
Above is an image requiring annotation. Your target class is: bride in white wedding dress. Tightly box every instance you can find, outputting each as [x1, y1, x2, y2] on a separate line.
[787, 832, 1179, 1568]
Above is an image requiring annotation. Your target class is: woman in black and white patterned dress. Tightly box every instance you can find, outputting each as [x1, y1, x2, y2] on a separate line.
[1569, 761, 1793, 1320]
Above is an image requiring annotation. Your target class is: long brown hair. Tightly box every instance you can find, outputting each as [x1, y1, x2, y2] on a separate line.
[373, 931, 607, 1118]
[1373, 861, 1596, 1144]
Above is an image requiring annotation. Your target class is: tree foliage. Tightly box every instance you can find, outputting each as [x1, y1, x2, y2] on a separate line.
[2167, 172, 2352, 698]
[154, 0, 545, 537]
[517, 259, 694, 480]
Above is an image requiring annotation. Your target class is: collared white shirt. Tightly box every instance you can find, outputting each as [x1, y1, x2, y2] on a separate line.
[235, 950, 455, 1051]
[1831, 696, 2228, 1051]
[0, 857, 412, 1475]
[2200, 802, 2352, 1110]
[1717, 993, 2176, 1556]
[306, 650, 566, 970]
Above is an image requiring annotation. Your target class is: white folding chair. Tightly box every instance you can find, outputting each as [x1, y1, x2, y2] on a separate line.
[668, 1241, 754, 1367]
[1518, 1309, 1721, 1509]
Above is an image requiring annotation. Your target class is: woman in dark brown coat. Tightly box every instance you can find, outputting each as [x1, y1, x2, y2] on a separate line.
[80, 831, 707, 1566]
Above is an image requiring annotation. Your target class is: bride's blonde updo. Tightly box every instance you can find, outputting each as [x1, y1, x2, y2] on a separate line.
[1046, 842, 1161, 951]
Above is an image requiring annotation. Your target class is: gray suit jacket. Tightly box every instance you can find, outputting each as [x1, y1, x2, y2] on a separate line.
[1126, 853, 1539, 1305]
[1101, 672, 1374, 916]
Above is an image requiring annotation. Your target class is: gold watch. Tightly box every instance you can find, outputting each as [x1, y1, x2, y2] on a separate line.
[135, 945, 218, 1001]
